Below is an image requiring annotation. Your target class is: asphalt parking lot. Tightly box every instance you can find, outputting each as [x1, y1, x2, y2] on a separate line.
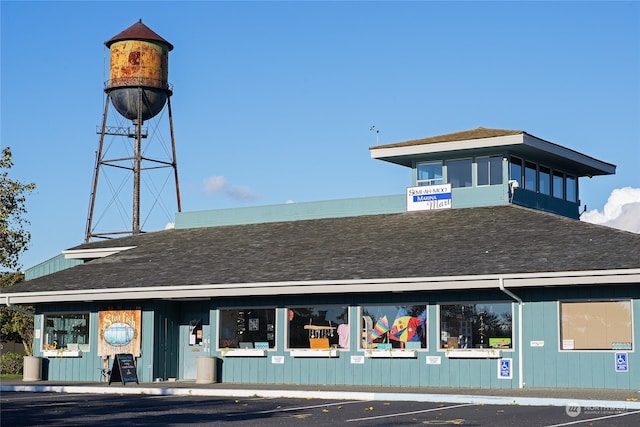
[2, 391, 640, 426]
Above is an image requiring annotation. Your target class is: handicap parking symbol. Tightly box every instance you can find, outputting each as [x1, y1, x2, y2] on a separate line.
[498, 358, 512, 379]
[615, 352, 629, 373]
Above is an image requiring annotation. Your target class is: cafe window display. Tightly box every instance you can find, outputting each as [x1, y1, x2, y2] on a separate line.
[288, 305, 349, 349]
[43, 312, 89, 351]
[218, 308, 276, 349]
[360, 305, 427, 350]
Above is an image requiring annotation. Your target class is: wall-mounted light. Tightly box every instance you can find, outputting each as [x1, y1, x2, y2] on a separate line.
[508, 180, 519, 203]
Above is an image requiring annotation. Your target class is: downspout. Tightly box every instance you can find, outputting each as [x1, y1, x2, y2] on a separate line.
[4, 296, 35, 316]
[499, 277, 524, 389]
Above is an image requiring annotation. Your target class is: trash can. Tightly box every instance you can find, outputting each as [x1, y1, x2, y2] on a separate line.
[195, 356, 216, 384]
[23, 356, 42, 382]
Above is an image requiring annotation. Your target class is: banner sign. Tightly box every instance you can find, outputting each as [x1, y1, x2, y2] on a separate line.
[98, 310, 142, 357]
[406, 184, 452, 212]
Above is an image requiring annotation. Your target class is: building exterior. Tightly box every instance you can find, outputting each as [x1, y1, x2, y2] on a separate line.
[4, 128, 639, 390]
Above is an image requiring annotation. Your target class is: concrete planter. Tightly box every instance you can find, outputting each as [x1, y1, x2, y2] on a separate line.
[195, 356, 216, 384]
[22, 356, 42, 381]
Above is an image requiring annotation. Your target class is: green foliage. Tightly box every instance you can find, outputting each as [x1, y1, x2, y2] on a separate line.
[0, 282, 34, 356]
[0, 147, 36, 355]
[0, 352, 23, 375]
[1, 146, 36, 273]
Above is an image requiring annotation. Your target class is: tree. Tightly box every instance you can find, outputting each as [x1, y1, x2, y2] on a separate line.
[0, 147, 36, 355]
[1, 147, 36, 272]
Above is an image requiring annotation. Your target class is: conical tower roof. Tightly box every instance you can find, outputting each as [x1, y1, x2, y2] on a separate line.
[105, 19, 173, 51]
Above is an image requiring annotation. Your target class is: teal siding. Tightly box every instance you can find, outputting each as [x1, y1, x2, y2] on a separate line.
[175, 195, 405, 229]
[451, 185, 509, 209]
[31, 286, 639, 390]
[521, 286, 640, 390]
[25, 254, 83, 281]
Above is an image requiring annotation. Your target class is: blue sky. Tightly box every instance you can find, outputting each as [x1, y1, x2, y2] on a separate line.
[2, 1, 639, 270]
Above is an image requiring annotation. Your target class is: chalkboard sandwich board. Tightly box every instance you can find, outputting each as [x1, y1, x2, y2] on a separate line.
[109, 353, 139, 385]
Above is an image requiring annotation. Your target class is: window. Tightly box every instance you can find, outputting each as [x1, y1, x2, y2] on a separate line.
[560, 301, 632, 351]
[417, 161, 443, 186]
[524, 161, 537, 191]
[566, 175, 577, 202]
[539, 165, 551, 195]
[510, 157, 523, 185]
[552, 171, 564, 199]
[43, 313, 89, 351]
[439, 303, 513, 349]
[218, 308, 276, 349]
[477, 156, 503, 186]
[360, 305, 427, 350]
[288, 305, 348, 349]
[446, 158, 472, 188]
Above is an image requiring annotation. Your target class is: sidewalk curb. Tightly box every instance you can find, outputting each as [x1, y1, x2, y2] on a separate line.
[3, 385, 640, 410]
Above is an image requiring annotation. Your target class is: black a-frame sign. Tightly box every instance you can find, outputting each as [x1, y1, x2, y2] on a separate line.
[109, 353, 139, 385]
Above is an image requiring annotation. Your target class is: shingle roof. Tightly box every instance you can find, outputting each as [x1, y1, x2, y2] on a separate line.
[7, 205, 640, 295]
[370, 127, 523, 150]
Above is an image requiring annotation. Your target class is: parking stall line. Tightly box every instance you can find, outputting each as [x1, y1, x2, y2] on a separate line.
[225, 399, 367, 417]
[546, 409, 640, 427]
[345, 402, 477, 423]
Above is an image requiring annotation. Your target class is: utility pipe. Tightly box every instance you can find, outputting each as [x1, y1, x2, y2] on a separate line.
[4, 296, 35, 316]
[499, 277, 524, 388]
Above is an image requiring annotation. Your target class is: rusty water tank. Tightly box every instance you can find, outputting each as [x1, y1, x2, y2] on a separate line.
[105, 20, 173, 122]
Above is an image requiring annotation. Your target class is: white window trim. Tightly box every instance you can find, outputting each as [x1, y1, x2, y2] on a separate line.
[365, 349, 417, 358]
[42, 350, 82, 358]
[445, 348, 502, 359]
[289, 349, 339, 358]
[220, 348, 267, 357]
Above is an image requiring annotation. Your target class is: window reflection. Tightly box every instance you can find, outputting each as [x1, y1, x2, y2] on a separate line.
[477, 156, 503, 186]
[439, 303, 513, 349]
[447, 159, 472, 188]
[524, 161, 537, 191]
[553, 171, 564, 199]
[417, 161, 443, 186]
[539, 166, 550, 195]
[566, 175, 577, 202]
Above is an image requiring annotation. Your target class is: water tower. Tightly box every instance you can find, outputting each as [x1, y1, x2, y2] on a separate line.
[86, 20, 181, 242]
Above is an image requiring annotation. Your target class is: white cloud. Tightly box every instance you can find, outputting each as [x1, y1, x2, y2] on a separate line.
[581, 187, 640, 234]
[203, 176, 228, 194]
[226, 184, 257, 201]
[202, 175, 257, 201]
[164, 222, 175, 230]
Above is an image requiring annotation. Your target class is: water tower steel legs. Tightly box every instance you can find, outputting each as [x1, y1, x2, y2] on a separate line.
[85, 90, 181, 243]
[132, 87, 143, 236]
[85, 95, 111, 243]
[167, 97, 182, 213]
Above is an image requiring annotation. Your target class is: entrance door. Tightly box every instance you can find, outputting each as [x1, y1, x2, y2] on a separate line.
[181, 321, 210, 380]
